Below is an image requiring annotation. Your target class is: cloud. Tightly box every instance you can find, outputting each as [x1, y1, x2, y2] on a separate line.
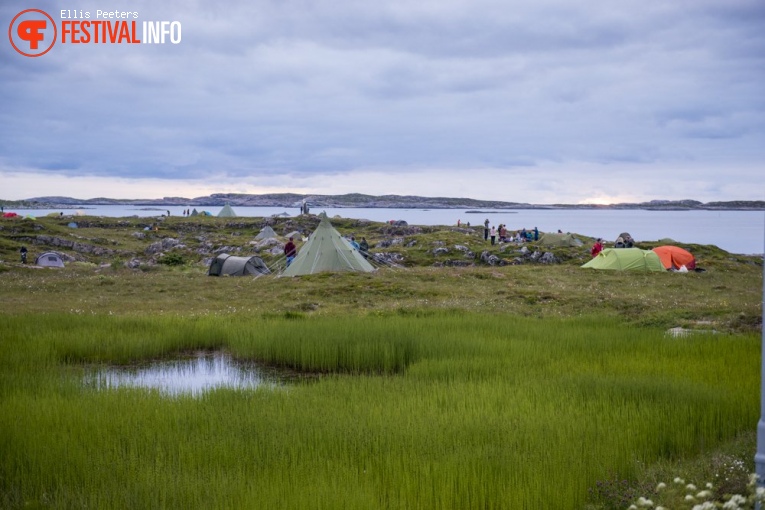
[1, 0, 763, 202]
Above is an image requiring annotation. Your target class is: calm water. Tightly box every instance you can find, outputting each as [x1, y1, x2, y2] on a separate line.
[86, 353, 278, 397]
[13, 205, 765, 254]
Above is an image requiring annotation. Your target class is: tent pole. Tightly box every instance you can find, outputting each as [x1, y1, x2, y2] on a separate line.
[756, 217, 765, 505]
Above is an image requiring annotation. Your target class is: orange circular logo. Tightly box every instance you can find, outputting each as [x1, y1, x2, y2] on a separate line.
[8, 9, 57, 57]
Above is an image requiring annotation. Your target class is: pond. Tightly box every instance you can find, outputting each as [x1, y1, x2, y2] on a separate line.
[85, 352, 283, 396]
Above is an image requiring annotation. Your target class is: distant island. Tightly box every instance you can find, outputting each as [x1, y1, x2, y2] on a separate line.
[2, 193, 764, 211]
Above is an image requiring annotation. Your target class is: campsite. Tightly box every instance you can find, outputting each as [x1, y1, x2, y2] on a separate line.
[0, 212, 763, 509]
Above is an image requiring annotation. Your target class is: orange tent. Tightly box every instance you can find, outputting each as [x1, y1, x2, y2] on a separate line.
[652, 246, 696, 270]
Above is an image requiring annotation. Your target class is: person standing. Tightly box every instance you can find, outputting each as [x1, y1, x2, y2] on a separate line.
[591, 238, 604, 257]
[533, 227, 539, 241]
[350, 237, 360, 250]
[359, 237, 369, 258]
[490, 226, 497, 245]
[20, 246, 27, 264]
[284, 237, 297, 267]
[484, 219, 490, 241]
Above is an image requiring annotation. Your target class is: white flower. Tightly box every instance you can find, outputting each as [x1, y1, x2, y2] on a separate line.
[686, 483, 698, 491]
[685, 494, 696, 501]
[656, 482, 667, 491]
[722, 494, 746, 509]
[628, 505, 638, 510]
[674, 477, 685, 484]
[705, 482, 713, 489]
[696, 490, 712, 499]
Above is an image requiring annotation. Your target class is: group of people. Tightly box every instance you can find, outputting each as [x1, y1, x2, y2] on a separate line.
[481, 219, 540, 245]
[348, 236, 370, 256]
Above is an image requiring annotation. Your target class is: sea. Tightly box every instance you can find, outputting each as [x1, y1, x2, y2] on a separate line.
[9, 205, 765, 255]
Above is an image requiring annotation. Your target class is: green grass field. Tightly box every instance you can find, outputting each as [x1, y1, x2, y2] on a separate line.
[0, 215, 763, 509]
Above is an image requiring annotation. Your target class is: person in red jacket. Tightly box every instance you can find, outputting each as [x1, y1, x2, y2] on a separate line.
[284, 237, 297, 267]
[591, 238, 604, 257]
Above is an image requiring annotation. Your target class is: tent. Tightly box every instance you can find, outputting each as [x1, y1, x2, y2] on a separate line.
[652, 246, 696, 270]
[217, 204, 237, 217]
[35, 251, 65, 268]
[581, 248, 664, 272]
[2, 212, 18, 218]
[255, 226, 279, 240]
[190, 208, 199, 216]
[281, 215, 375, 276]
[614, 232, 634, 248]
[208, 254, 271, 276]
[536, 232, 583, 247]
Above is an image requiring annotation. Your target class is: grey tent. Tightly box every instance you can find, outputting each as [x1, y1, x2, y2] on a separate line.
[208, 254, 271, 276]
[255, 226, 279, 240]
[281, 214, 375, 276]
[35, 251, 65, 268]
[217, 204, 237, 217]
[190, 208, 199, 216]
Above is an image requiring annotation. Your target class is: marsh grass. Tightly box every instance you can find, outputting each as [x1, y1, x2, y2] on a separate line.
[1, 312, 759, 509]
[0, 261, 761, 335]
[1, 216, 762, 508]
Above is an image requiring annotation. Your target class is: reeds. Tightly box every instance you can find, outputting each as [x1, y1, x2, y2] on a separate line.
[0, 312, 758, 509]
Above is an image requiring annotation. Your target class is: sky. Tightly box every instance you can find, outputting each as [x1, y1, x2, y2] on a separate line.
[2, 0, 764, 204]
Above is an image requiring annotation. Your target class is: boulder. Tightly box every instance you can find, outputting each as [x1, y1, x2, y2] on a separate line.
[145, 238, 180, 255]
[540, 252, 558, 264]
[480, 251, 501, 265]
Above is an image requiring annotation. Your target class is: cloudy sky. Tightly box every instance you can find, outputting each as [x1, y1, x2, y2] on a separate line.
[2, 0, 763, 204]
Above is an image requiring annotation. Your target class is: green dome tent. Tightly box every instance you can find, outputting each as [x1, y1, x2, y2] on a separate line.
[581, 248, 664, 272]
[281, 214, 375, 276]
[217, 204, 237, 217]
[536, 232, 583, 247]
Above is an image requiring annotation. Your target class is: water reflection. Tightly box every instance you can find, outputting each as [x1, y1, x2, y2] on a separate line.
[87, 352, 279, 396]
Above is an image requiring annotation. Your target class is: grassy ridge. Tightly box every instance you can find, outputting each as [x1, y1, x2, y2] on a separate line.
[0, 263, 761, 334]
[0, 313, 759, 509]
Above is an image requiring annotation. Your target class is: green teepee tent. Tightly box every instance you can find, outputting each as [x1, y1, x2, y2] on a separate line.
[281, 214, 375, 276]
[255, 226, 279, 240]
[581, 248, 665, 272]
[217, 203, 237, 217]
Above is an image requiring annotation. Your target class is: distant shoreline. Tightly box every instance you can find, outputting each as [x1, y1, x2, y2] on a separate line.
[1, 194, 764, 212]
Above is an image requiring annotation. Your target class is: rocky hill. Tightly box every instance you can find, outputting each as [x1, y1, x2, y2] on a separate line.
[3, 194, 764, 210]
